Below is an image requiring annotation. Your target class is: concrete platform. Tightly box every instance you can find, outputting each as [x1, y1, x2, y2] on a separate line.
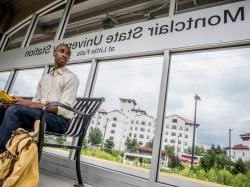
[39, 169, 95, 187]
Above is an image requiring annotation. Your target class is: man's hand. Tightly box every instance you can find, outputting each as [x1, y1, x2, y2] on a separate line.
[12, 97, 57, 113]
[12, 97, 33, 107]
[12, 97, 45, 109]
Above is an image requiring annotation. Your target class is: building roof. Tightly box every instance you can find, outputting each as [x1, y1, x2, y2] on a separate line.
[138, 147, 152, 153]
[134, 114, 154, 119]
[240, 133, 250, 141]
[131, 108, 147, 115]
[108, 110, 126, 116]
[119, 98, 137, 105]
[232, 144, 249, 150]
[98, 108, 107, 114]
[166, 114, 200, 127]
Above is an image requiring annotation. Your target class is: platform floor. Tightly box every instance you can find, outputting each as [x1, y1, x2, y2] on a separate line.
[39, 169, 95, 187]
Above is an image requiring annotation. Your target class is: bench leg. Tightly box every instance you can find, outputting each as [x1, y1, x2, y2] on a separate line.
[74, 148, 84, 187]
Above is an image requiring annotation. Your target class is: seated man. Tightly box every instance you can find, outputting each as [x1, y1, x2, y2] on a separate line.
[0, 43, 79, 154]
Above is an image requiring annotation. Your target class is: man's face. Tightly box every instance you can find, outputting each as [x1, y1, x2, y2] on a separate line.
[53, 45, 71, 68]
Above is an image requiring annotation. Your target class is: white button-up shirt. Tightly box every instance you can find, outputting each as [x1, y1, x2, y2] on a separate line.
[32, 66, 79, 119]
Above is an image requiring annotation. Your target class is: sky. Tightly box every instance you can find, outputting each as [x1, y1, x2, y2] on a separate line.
[166, 47, 250, 147]
[3, 47, 250, 149]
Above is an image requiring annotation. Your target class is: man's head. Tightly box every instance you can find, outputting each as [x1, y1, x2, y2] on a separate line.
[53, 44, 71, 69]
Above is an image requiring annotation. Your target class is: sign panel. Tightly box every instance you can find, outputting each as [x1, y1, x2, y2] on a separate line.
[0, 1, 249, 70]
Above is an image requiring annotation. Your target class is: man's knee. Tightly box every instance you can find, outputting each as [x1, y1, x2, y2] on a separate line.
[5, 105, 23, 116]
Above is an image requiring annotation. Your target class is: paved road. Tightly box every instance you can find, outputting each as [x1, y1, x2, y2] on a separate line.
[42, 148, 229, 187]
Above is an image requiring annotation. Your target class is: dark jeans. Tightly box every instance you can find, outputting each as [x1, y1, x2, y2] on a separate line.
[0, 104, 69, 153]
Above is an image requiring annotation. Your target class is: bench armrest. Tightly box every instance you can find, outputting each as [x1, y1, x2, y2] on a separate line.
[43, 102, 92, 117]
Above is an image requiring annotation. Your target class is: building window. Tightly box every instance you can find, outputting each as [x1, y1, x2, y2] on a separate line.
[147, 129, 150, 133]
[131, 120, 134, 124]
[166, 124, 169, 128]
[111, 130, 115, 134]
[171, 132, 176, 136]
[135, 127, 138, 131]
[129, 133, 132, 137]
[136, 120, 139, 124]
[178, 140, 181, 144]
[170, 139, 175, 143]
[147, 135, 150, 139]
[130, 127, 133, 130]
[134, 134, 137, 138]
[172, 125, 177, 129]
[98, 122, 100, 125]
[172, 119, 177, 123]
[179, 133, 182, 137]
[139, 134, 144, 138]
[112, 123, 116, 127]
[184, 142, 188, 146]
[179, 126, 183, 130]
[140, 127, 145, 132]
[148, 122, 151, 126]
[186, 127, 189, 131]
[164, 139, 168, 142]
[165, 131, 168, 135]
[110, 136, 114, 140]
[113, 117, 117, 121]
[185, 135, 188, 138]
[139, 141, 143, 145]
[141, 121, 145, 125]
[243, 152, 245, 156]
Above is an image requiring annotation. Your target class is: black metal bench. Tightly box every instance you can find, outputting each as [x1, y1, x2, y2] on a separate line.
[37, 97, 104, 187]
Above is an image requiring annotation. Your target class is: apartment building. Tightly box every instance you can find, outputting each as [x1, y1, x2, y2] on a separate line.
[87, 98, 197, 154]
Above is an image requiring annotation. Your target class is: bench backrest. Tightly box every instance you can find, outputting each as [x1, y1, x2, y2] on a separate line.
[64, 97, 104, 137]
[22, 97, 104, 137]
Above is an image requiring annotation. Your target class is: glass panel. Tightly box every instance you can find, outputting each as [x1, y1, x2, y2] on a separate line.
[176, 0, 241, 13]
[5, 24, 29, 51]
[10, 68, 44, 97]
[67, 63, 91, 97]
[85, 56, 163, 178]
[0, 71, 10, 90]
[158, 47, 250, 187]
[29, 4, 66, 45]
[63, 0, 169, 38]
[44, 62, 91, 157]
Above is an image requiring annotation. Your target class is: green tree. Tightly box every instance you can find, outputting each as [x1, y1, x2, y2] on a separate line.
[200, 144, 232, 172]
[164, 145, 175, 158]
[187, 145, 206, 156]
[88, 128, 103, 146]
[125, 137, 138, 152]
[104, 137, 115, 153]
[232, 159, 247, 174]
[145, 139, 153, 148]
[56, 136, 65, 144]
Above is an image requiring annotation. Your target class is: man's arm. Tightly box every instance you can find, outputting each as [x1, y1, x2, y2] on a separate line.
[13, 97, 58, 113]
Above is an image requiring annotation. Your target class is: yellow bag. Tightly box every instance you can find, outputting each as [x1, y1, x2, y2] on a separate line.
[0, 128, 39, 187]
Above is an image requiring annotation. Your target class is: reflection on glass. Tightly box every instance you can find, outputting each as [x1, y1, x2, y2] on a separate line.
[0, 71, 10, 90]
[5, 24, 29, 51]
[158, 48, 250, 187]
[67, 63, 91, 97]
[86, 56, 163, 178]
[29, 4, 66, 45]
[11, 68, 44, 97]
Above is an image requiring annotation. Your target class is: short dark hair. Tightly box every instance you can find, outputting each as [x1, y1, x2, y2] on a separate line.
[54, 43, 71, 55]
